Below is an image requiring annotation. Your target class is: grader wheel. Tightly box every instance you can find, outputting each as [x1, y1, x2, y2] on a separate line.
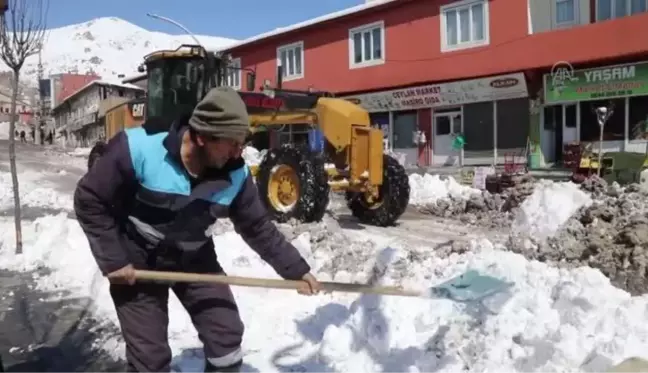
[268, 164, 300, 212]
[345, 154, 410, 227]
[256, 145, 329, 223]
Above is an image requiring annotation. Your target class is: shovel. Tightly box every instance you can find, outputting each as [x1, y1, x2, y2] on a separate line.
[135, 269, 514, 303]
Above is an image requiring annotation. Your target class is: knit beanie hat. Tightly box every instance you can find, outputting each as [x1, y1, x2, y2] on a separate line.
[188, 87, 250, 143]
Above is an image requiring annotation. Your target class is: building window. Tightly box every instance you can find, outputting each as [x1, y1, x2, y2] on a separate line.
[276, 42, 304, 81]
[226, 58, 241, 89]
[580, 98, 625, 142]
[597, 0, 648, 21]
[555, 0, 578, 26]
[348, 21, 385, 68]
[441, 0, 489, 52]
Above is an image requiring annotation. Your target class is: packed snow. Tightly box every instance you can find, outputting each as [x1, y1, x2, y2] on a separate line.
[0, 122, 9, 140]
[408, 173, 481, 205]
[2, 17, 239, 82]
[0, 170, 73, 211]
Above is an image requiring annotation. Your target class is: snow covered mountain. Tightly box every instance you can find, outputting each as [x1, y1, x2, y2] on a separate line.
[0, 17, 239, 85]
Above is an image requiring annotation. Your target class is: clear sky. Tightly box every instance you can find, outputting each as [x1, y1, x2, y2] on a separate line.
[46, 0, 366, 40]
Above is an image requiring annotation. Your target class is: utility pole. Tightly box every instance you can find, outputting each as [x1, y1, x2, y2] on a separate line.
[37, 47, 46, 145]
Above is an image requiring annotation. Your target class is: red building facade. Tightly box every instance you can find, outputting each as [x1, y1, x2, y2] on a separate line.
[51, 73, 101, 110]
[223, 0, 648, 168]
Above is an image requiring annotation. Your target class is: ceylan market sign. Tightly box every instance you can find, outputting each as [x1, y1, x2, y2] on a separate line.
[343, 73, 528, 112]
[544, 61, 648, 104]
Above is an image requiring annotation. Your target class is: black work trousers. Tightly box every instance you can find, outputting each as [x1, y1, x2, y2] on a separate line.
[110, 279, 245, 372]
[110, 240, 244, 373]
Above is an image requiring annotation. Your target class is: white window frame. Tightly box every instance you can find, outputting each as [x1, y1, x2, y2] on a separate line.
[554, 0, 580, 28]
[225, 58, 241, 90]
[440, 0, 490, 53]
[348, 20, 386, 69]
[596, 0, 648, 21]
[276, 41, 304, 81]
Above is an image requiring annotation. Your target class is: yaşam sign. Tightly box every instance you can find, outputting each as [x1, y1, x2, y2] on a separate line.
[544, 61, 648, 104]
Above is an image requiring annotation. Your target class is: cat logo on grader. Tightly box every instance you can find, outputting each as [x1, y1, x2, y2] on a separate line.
[88, 44, 411, 227]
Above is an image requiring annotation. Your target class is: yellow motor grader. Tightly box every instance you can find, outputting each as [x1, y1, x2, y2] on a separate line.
[89, 44, 410, 227]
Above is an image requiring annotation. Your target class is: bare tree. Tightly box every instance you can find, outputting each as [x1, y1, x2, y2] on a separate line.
[0, 0, 48, 254]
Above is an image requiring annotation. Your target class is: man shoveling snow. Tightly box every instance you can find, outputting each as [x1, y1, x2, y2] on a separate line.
[73, 87, 321, 372]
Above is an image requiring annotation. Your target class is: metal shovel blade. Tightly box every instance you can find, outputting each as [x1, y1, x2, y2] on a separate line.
[426, 270, 515, 302]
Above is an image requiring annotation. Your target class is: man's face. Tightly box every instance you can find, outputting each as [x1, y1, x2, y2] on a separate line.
[195, 134, 243, 168]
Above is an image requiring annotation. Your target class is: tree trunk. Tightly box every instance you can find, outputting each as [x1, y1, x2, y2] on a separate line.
[9, 69, 23, 254]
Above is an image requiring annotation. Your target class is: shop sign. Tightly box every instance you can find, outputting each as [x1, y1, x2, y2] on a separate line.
[342, 73, 528, 113]
[544, 61, 648, 104]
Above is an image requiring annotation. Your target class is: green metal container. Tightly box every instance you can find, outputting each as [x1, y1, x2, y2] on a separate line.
[527, 152, 542, 169]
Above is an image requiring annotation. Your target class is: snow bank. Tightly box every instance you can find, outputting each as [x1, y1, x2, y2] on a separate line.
[0, 171, 73, 210]
[409, 173, 480, 205]
[511, 180, 592, 240]
[0, 121, 9, 140]
[68, 147, 92, 157]
[2, 211, 648, 371]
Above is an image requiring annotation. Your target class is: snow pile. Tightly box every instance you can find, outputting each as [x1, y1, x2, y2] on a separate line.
[509, 177, 648, 295]
[0, 121, 8, 140]
[242, 146, 267, 167]
[511, 180, 592, 241]
[2, 211, 648, 371]
[4, 17, 239, 82]
[0, 170, 73, 210]
[67, 147, 92, 157]
[414, 174, 536, 229]
[408, 174, 480, 205]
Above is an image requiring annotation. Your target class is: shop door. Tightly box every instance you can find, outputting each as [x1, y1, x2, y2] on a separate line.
[562, 104, 578, 145]
[392, 110, 418, 167]
[433, 111, 462, 166]
[541, 106, 558, 163]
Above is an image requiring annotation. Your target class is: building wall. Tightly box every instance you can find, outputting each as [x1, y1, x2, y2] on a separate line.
[50, 73, 101, 110]
[227, 0, 648, 95]
[53, 84, 142, 147]
[54, 85, 101, 132]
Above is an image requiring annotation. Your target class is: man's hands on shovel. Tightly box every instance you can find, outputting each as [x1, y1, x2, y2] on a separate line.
[107, 264, 137, 285]
[298, 273, 321, 296]
[107, 264, 322, 296]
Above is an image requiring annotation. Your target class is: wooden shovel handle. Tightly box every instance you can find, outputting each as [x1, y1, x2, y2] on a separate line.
[134, 270, 421, 297]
